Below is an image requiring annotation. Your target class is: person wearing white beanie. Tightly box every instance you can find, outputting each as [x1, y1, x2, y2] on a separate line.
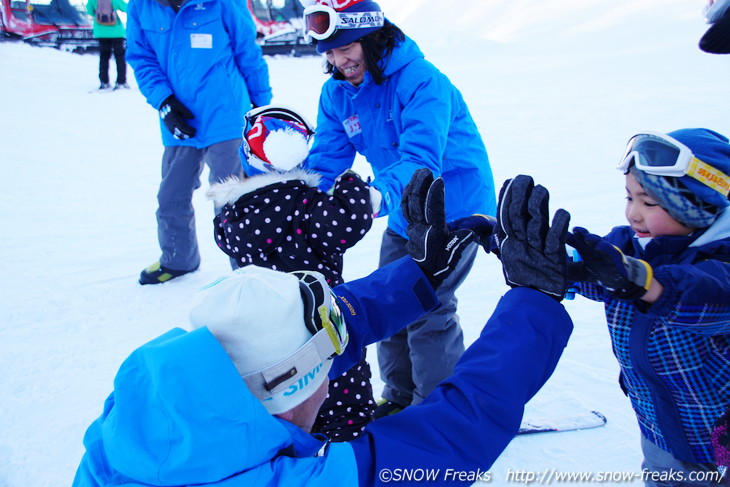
[189, 265, 335, 417]
[72, 171, 575, 487]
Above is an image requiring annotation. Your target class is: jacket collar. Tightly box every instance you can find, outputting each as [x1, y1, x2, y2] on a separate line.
[206, 169, 322, 208]
[634, 208, 730, 262]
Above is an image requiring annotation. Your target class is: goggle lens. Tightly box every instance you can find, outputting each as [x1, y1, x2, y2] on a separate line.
[618, 133, 689, 175]
[305, 10, 332, 36]
[629, 137, 682, 169]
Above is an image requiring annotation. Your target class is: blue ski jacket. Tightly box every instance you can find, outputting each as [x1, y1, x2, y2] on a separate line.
[125, 0, 272, 148]
[576, 210, 730, 464]
[304, 36, 496, 239]
[72, 257, 573, 486]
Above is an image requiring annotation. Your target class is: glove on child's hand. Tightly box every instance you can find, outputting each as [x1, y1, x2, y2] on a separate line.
[447, 214, 497, 254]
[493, 175, 571, 300]
[159, 95, 196, 140]
[567, 227, 652, 301]
[403, 168, 475, 288]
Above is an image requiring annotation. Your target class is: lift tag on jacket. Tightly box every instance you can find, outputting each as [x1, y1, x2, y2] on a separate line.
[190, 33, 213, 49]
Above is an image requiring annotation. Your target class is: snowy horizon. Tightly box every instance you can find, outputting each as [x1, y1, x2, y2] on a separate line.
[2, 0, 730, 485]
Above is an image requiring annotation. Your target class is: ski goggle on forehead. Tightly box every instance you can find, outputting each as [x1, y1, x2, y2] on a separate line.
[241, 270, 348, 400]
[617, 131, 730, 197]
[243, 105, 315, 139]
[303, 4, 384, 42]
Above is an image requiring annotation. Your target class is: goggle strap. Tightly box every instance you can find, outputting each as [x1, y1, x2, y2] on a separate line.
[242, 329, 334, 399]
[335, 11, 385, 30]
[686, 157, 730, 197]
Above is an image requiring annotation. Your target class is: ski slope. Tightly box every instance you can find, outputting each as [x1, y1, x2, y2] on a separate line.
[1, 0, 729, 485]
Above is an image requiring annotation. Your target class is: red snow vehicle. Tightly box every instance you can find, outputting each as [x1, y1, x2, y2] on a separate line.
[0, 0, 96, 51]
[248, 0, 315, 55]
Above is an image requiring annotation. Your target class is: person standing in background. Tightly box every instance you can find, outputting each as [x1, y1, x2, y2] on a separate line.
[86, 0, 128, 90]
[125, 0, 272, 285]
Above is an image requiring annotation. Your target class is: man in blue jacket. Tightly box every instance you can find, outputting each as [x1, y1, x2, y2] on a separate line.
[302, 0, 497, 417]
[72, 172, 574, 486]
[126, 0, 272, 285]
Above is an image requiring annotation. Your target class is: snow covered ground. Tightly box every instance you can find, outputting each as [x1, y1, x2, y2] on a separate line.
[1, 0, 729, 485]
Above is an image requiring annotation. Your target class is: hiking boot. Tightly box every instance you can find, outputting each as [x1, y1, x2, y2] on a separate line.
[139, 261, 197, 285]
[99, 82, 111, 90]
[372, 399, 407, 420]
[113, 82, 130, 90]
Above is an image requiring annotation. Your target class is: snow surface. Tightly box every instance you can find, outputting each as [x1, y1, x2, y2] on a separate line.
[1, 0, 729, 485]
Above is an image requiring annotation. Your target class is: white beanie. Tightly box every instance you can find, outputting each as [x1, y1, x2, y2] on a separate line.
[189, 266, 333, 414]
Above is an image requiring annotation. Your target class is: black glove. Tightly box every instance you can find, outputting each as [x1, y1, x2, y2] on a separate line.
[567, 227, 652, 301]
[493, 175, 571, 300]
[159, 95, 196, 140]
[402, 168, 476, 288]
[447, 214, 496, 253]
[700, 6, 730, 54]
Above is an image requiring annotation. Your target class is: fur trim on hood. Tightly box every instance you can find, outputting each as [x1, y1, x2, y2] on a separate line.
[207, 169, 322, 208]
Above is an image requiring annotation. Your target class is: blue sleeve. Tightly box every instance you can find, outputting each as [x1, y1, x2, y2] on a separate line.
[306, 172, 373, 254]
[648, 260, 730, 335]
[368, 71, 453, 218]
[223, 1, 272, 107]
[304, 84, 358, 191]
[125, 0, 172, 109]
[329, 257, 439, 377]
[349, 288, 574, 486]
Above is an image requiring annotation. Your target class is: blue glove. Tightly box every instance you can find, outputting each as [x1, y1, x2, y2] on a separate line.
[447, 214, 496, 253]
[567, 227, 653, 301]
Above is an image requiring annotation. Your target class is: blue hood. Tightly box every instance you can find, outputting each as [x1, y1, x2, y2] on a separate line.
[381, 35, 424, 78]
[73, 328, 341, 486]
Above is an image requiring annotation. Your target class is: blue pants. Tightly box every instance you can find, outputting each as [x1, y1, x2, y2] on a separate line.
[157, 139, 242, 271]
[376, 228, 477, 406]
[641, 436, 728, 486]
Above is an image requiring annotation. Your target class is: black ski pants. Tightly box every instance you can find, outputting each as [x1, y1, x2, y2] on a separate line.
[98, 38, 127, 85]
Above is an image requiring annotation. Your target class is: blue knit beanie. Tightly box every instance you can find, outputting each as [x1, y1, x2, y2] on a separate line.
[631, 128, 730, 228]
[313, 0, 384, 53]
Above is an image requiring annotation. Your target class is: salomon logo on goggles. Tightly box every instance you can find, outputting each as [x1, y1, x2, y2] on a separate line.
[303, 5, 384, 42]
[617, 131, 730, 197]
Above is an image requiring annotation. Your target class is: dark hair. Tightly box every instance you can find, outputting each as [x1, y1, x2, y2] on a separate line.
[322, 20, 405, 85]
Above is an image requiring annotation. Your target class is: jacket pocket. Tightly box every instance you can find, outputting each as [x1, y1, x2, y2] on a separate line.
[183, 8, 219, 30]
[141, 22, 170, 35]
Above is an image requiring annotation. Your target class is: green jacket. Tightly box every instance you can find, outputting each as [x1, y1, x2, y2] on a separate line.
[86, 0, 127, 39]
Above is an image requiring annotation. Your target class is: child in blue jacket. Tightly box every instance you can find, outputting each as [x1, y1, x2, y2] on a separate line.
[568, 128, 730, 485]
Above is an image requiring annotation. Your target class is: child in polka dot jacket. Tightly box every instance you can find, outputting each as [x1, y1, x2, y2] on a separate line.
[207, 105, 375, 442]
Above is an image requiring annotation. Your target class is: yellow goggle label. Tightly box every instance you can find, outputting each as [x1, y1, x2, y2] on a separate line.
[687, 157, 730, 196]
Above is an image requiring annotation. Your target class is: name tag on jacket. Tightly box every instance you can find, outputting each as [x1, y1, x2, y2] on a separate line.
[343, 115, 361, 137]
[190, 33, 213, 48]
